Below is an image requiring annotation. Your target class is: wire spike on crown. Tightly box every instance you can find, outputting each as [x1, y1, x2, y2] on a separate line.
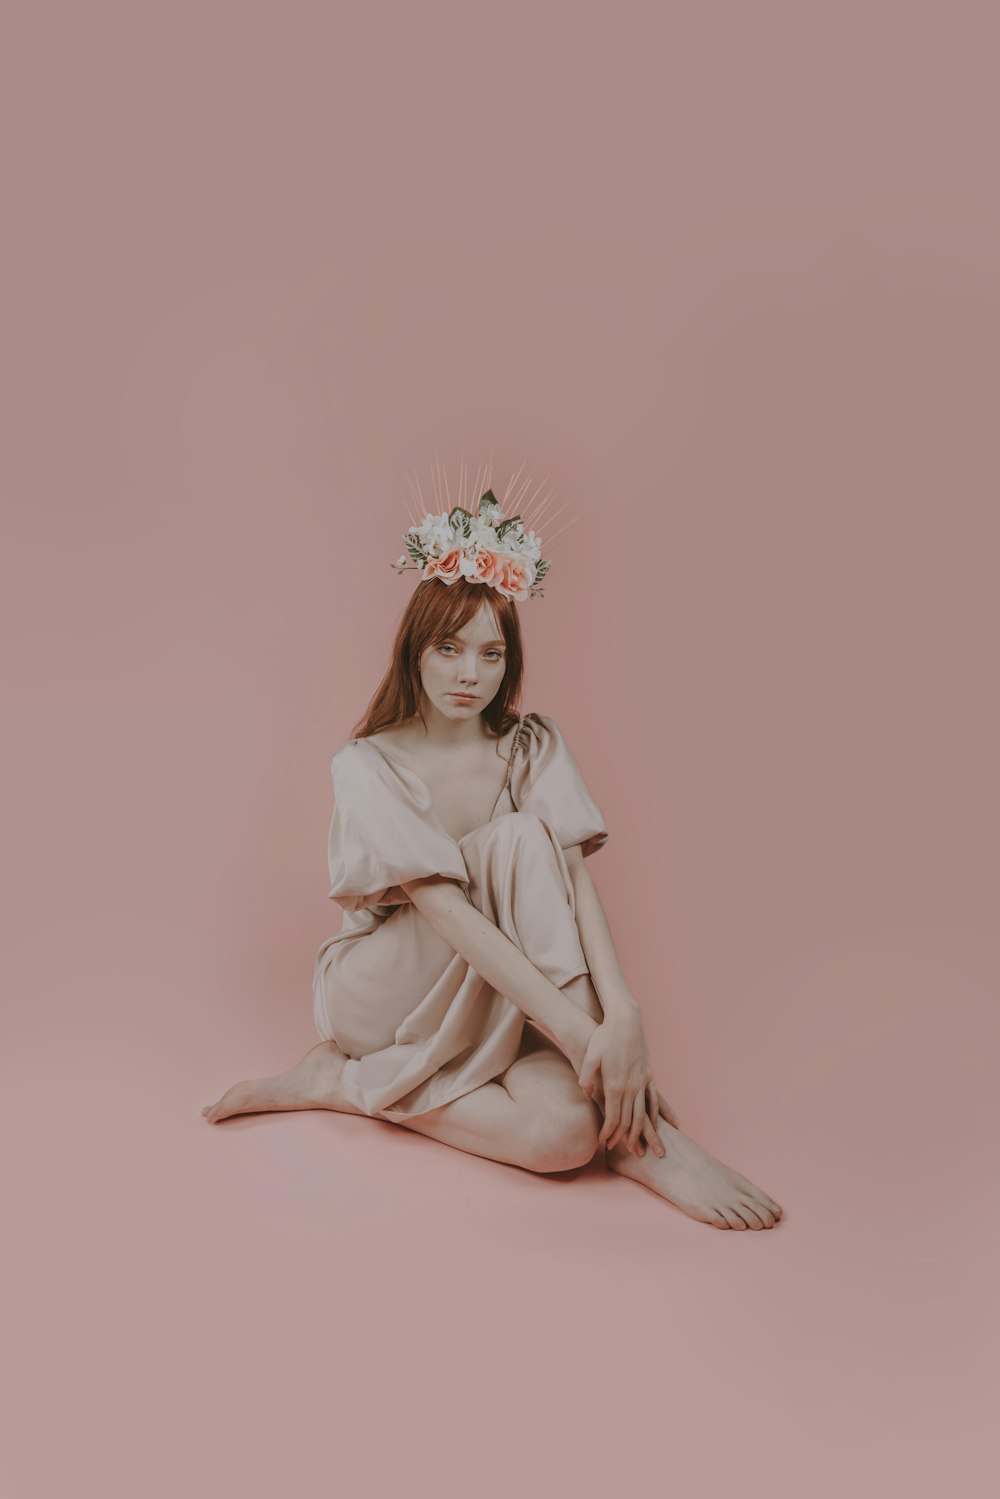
[391, 459, 562, 601]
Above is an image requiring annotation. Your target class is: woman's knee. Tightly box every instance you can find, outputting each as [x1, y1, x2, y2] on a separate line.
[503, 1046, 601, 1170]
[524, 1101, 602, 1173]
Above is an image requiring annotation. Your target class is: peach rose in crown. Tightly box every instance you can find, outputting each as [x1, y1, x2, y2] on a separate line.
[467, 551, 521, 596]
[493, 552, 533, 602]
[472, 550, 532, 600]
[423, 547, 464, 584]
[469, 548, 502, 587]
[427, 545, 533, 601]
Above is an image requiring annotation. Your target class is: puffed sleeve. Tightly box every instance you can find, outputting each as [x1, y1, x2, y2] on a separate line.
[510, 712, 609, 858]
[326, 740, 473, 913]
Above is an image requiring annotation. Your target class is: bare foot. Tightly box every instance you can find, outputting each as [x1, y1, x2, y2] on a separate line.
[201, 1041, 366, 1123]
[606, 1119, 784, 1229]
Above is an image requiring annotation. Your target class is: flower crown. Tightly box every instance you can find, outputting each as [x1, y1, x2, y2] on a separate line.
[391, 488, 553, 602]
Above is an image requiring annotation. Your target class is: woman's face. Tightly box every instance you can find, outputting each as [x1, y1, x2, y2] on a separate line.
[418, 601, 508, 719]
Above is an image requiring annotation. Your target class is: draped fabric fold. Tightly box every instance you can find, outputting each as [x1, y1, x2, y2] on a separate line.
[325, 738, 473, 913]
[511, 712, 609, 861]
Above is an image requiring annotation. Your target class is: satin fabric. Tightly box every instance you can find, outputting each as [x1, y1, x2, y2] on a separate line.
[311, 712, 608, 1121]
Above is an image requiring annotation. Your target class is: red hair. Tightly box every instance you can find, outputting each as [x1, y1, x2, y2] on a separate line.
[351, 577, 525, 740]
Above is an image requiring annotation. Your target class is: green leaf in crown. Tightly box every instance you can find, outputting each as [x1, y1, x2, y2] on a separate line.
[448, 506, 473, 537]
[476, 491, 525, 543]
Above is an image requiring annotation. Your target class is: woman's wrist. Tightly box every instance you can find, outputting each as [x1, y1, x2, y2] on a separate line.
[599, 989, 641, 1023]
[528, 1004, 596, 1075]
[573, 1010, 601, 1072]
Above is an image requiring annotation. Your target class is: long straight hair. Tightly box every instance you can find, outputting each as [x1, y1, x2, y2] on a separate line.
[351, 577, 525, 740]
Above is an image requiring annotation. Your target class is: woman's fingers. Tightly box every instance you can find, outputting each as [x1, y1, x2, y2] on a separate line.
[642, 1110, 666, 1157]
[650, 1077, 679, 1128]
[604, 1096, 629, 1152]
[604, 1087, 667, 1156]
[577, 1051, 599, 1098]
[627, 1090, 646, 1154]
[597, 1086, 624, 1148]
[658, 1096, 680, 1128]
[605, 1085, 638, 1151]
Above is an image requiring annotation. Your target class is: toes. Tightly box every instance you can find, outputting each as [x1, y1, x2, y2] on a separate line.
[709, 1210, 730, 1228]
[721, 1208, 747, 1230]
[744, 1183, 783, 1219]
[738, 1201, 765, 1229]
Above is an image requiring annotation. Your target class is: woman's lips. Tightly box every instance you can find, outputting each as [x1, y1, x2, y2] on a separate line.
[450, 693, 479, 701]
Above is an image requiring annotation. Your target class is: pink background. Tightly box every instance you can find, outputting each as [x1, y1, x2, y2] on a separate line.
[4, 2, 997, 1495]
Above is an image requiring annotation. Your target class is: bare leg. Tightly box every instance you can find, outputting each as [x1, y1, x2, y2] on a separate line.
[396, 1031, 601, 1171]
[203, 975, 784, 1227]
[202, 1033, 598, 1173]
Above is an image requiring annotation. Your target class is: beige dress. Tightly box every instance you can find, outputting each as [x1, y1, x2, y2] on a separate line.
[312, 711, 609, 1121]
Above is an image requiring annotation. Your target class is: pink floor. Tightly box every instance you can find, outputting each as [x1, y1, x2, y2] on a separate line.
[6, 922, 995, 1497]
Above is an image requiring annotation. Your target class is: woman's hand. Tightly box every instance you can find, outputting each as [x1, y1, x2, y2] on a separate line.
[577, 1011, 679, 1156]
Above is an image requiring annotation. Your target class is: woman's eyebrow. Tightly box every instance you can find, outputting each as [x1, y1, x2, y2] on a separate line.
[448, 636, 505, 647]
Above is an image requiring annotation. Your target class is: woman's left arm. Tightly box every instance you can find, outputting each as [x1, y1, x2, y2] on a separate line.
[565, 848, 680, 1146]
[564, 847, 640, 1021]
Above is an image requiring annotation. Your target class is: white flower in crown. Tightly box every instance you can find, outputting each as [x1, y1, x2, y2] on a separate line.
[390, 485, 554, 601]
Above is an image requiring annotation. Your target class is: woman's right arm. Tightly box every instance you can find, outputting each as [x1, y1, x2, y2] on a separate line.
[401, 875, 596, 1074]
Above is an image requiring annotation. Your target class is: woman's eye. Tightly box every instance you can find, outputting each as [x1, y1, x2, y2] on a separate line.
[439, 645, 503, 660]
